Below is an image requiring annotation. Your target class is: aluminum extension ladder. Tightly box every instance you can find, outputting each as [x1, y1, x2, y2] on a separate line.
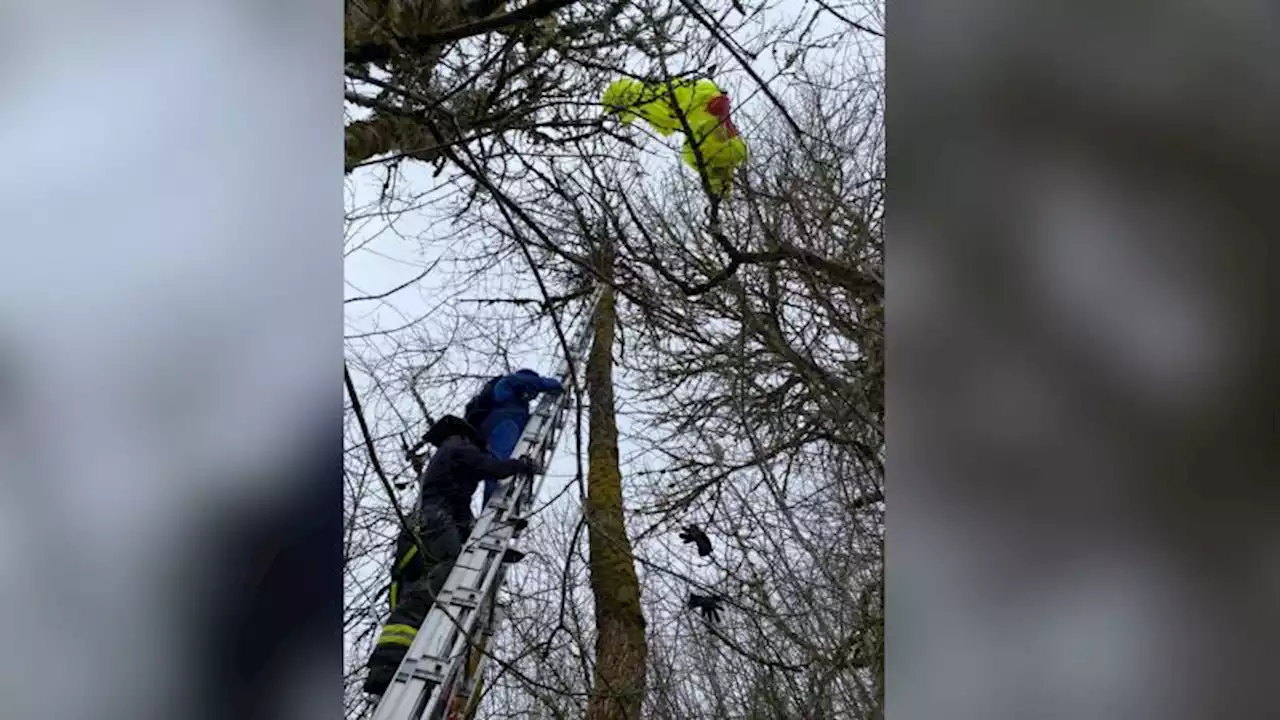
[371, 292, 599, 720]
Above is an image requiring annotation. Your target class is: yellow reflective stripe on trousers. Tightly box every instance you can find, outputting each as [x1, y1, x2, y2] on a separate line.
[396, 545, 418, 573]
[389, 543, 418, 611]
[377, 623, 418, 647]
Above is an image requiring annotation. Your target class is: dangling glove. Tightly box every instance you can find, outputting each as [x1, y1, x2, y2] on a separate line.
[688, 593, 724, 623]
[679, 525, 714, 557]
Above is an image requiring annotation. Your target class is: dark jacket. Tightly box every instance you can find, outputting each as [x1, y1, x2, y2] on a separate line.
[417, 435, 528, 526]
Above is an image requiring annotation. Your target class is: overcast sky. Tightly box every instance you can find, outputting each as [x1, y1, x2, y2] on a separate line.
[339, 3, 883, 704]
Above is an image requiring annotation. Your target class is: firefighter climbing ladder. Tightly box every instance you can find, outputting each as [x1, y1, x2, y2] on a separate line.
[371, 291, 600, 720]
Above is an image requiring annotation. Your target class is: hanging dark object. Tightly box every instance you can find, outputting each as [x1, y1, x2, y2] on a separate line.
[679, 524, 714, 557]
[688, 593, 724, 623]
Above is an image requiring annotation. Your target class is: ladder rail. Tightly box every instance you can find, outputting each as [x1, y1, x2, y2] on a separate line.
[372, 403, 560, 720]
[452, 604, 504, 719]
[370, 291, 600, 720]
[445, 397, 572, 719]
[440, 340, 582, 715]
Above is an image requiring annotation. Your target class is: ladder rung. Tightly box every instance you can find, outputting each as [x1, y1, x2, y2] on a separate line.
[402, 657, 451, 684]
[436, 590, 482, 610]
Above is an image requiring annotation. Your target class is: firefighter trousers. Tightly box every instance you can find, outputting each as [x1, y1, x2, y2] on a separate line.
[363, 503, 466, 696]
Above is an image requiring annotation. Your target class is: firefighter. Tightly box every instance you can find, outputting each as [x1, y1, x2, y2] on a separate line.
[363, 415, 537, 696]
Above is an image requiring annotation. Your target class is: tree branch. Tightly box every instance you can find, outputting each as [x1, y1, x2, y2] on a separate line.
[344, 0, 582, 65]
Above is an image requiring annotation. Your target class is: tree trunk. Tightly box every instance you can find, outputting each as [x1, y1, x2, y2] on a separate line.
[584, 257, 648, 720]
[345, 112, 439, 173]
[344, 0, 504, 174]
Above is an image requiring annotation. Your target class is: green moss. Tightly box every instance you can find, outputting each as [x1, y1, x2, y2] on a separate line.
[584, 282, 649, 720]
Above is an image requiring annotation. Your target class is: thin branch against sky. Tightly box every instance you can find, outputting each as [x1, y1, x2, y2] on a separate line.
[343, 0, 883, 714]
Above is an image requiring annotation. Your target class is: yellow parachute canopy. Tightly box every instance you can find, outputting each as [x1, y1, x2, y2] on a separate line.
[601, 77, 748, 196]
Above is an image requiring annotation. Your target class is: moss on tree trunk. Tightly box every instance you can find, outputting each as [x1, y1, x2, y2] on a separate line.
[584, 262, 648, 720]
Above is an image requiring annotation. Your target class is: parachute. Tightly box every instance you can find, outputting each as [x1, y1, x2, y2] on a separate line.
[601, 77, 748, 196]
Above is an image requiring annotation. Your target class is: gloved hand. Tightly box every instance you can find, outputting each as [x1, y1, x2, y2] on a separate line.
[516, 457, 542, 476]
[679, 525, 713, 557]
[688, 593, 724, 623]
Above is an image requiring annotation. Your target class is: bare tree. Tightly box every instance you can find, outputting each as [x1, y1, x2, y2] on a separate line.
[583, 243, 649, 720]
[343, 1, 884, 717]
[606, 61, 883, 719]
